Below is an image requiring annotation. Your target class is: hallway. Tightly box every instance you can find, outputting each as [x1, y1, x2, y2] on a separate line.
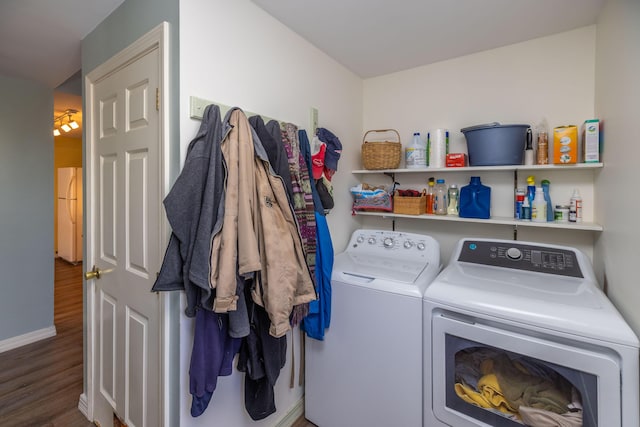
[0, 259, 92, 426]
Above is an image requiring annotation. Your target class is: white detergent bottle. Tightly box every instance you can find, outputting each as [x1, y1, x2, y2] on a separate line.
[405, 132, 427, 169]
[532, 187, 547, 222]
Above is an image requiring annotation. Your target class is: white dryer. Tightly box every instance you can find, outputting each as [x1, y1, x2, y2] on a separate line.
[423, 238, 639, 427]
[306, 229, 440, 427]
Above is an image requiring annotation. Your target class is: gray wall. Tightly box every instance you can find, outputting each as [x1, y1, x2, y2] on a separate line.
[0, 75, 54, 341]
[81, 0, 180, 176]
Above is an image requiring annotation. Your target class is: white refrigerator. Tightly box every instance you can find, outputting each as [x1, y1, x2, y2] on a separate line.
[57, 167, 83, 263]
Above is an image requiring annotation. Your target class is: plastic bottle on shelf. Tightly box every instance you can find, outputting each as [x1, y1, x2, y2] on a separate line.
[434, 179, 448, 215]
[526, 175, 536, 207]
[541, 179, 553, 222]
[569, 189, 583, 223]
[532, 187, 547, 222]
[405, 132, 427, 169]
[536, 132, 549, 165]
[459, 176, 491, 219]
[426, 178, 435, 214]
[447, 184, 459, 215]
[515, 188, 526, 219]
[521, 197, 531, 220]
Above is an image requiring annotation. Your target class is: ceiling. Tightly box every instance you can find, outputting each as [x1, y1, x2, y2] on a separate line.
[251, 0, 605, 78]
[0, 0, 125, 89]
[1, 0, 605, 135]
[0, 0, 125, 139]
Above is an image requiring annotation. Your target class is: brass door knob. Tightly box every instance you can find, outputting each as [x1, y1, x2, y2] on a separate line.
[85, 265, 105, 280]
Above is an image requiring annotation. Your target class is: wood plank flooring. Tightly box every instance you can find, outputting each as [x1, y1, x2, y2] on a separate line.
[0, 258, 93, 427]
[0, 258, 319, 426]
[292, 415, 317, 427]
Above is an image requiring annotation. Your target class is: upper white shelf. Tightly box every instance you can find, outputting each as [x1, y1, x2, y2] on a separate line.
[352, 163, 604, 174]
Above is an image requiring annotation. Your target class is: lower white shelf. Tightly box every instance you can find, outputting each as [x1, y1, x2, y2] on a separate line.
[355, 211, 603, 231]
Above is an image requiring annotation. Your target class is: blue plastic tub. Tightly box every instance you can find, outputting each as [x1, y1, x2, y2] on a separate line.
[461, 122, 530, 166]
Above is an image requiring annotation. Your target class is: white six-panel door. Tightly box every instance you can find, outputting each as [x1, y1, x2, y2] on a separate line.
[85, 29, 164, 427]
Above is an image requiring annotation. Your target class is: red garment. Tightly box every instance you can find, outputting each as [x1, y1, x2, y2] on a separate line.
[311, 143, 326, 180]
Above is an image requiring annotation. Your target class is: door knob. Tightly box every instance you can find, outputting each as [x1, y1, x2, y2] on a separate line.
[84, 265, 110, 280]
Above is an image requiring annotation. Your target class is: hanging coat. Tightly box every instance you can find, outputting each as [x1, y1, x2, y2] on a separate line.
[210, 108, 316, 337]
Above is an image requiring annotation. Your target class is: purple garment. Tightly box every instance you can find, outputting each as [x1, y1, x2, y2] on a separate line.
[281, 124, 317, 324]
[189, 308, 241, 417]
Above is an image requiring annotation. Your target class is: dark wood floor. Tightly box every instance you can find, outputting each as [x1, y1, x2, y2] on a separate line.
[292, 415, 317, 427]
[0, 259, 318, 427]
[0, 258, 93, 427]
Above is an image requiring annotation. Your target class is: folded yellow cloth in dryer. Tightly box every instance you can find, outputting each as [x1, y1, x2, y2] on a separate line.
[454, 374, 519, 416]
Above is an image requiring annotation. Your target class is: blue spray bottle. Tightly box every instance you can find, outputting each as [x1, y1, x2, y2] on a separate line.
[541, 179, 553, 222]
[525, 176, 536, 220]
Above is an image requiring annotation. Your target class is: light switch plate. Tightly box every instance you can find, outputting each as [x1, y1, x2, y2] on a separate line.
[310, 107, 318, 135]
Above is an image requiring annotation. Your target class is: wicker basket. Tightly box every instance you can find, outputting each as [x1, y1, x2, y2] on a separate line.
[361, 129, 402, 170]
[393, 190, 427, 215]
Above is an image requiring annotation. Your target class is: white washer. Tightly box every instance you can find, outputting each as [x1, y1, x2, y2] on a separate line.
[423, 238, 639, 427]
[306, 229, 440, 427]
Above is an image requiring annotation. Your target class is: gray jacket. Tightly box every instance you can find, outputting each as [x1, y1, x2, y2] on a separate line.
[152, 104, 249, 337]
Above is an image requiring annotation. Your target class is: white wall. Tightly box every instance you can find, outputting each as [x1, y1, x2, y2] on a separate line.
[362, 26, 597, 263]
[594, 0, 640, 333]
[178, 1, 362, 425]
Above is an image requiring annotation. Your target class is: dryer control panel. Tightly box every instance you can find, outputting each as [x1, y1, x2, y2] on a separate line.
[458, 240, 583, 278]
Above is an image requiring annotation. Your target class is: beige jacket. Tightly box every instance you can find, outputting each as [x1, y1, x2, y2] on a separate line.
[211, 109, 316, 337]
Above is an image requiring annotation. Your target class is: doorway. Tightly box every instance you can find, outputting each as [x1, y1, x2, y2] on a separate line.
[84, 22, 170, 427]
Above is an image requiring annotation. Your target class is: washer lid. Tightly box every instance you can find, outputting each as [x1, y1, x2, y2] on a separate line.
[333, 253, 438, 298]
[340, 253, 427, 284]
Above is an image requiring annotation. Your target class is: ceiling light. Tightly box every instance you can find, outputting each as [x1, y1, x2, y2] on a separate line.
[53, 109, 79, 136]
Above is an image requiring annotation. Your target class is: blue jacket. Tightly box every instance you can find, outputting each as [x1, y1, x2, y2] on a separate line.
[299, 130, 333, 339]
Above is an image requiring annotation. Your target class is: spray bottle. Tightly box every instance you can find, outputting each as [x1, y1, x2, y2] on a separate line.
[526, 176, 536, 208]
[541, 179, 553, 222]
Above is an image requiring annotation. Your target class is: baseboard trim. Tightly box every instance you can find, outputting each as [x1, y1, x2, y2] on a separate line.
[275, 397, 305, 427]
[0, 326, 57, 353]
[78, 393, 89, 419]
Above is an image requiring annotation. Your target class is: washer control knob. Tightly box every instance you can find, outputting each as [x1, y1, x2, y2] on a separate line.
[383, 237, 395, 248]
[356, 235, 365, 243]
[417, 242, 426, 251]
[368, 237, 376, 245]
[403, 240, 414, 249]
[506, 247, 522, 260]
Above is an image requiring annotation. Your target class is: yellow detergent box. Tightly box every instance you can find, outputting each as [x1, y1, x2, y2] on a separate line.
[553, 125, 578, 164]
[582, 119, 600, 163]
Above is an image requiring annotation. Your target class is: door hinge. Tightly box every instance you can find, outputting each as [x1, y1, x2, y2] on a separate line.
[156, 87, 160, 111]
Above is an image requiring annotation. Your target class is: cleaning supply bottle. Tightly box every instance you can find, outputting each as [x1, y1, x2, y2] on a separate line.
[434, 179, 448, 215]
[526, 175, 536, 207]
[405, 132, 427, 169]
[570, 188, 583, 223]
[541, 179, 553, 222]
[532, 187, 547, 222]
[459, 176, 491, 219]
[425, 178, 435, 214]
[447, 184, 459, 215]
[521, 197, 531, 220]
[515, 188, 526, 219]
[537, 131, 549, 164]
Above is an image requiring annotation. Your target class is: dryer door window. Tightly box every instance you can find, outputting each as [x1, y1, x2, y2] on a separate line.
[431, 310, 621, 427]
